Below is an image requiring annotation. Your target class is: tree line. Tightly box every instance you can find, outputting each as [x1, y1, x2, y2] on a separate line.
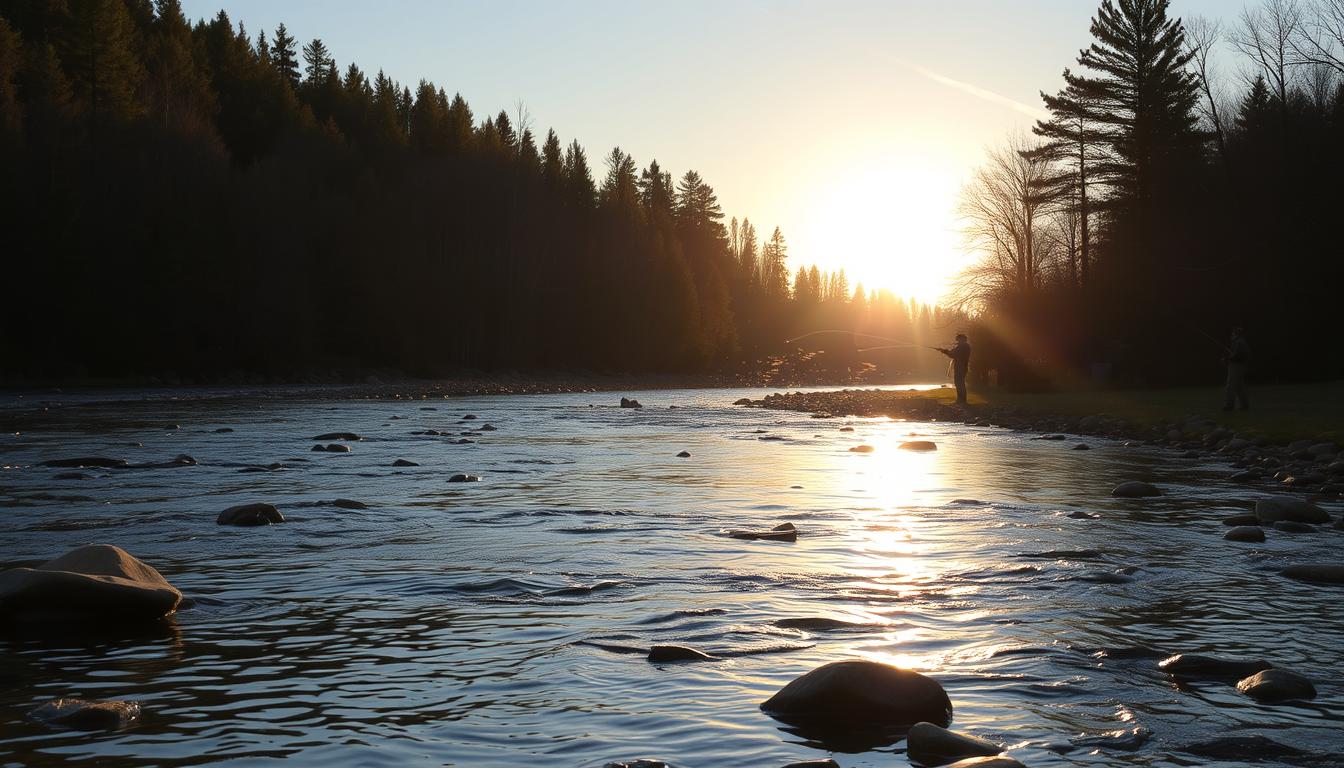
[0, 0, 954, 383]
[954, 0, 1344, 388]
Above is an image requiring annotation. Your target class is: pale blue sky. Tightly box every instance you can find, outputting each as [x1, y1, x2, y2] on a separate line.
[183, 0, 1243, 301]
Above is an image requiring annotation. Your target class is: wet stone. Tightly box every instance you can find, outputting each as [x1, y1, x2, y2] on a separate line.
[760, 660, 952, 728]
[1111, 481, 1161, 498]
[647, 645, 716, 662]
[392, 459, 418, 467]
[448, 474, 481, 483]
[906, 721, 1002, 765]
[28, 698, 141, 731]
[1273, 520, 1316, 533]
[899, 441, 937, 451]
[1158, 653, 1271, 680]
[1236, 668, 1317, 702]
[1224, 526, 1265, 542]
[217, 503, 284, 526]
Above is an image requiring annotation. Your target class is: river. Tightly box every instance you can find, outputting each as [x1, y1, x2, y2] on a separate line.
[0, 386, 1339, 767]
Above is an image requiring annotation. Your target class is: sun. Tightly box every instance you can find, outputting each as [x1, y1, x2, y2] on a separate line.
[794, 160, 969, 306]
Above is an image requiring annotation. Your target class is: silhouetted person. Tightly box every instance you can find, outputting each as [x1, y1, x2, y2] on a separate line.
[937, 333, 971, 405]
[1223, 327, 1250, 411]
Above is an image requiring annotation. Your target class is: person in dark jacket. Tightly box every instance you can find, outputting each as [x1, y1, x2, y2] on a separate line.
[1223, 326, 1250, 411]
[937, 333, 971, 405]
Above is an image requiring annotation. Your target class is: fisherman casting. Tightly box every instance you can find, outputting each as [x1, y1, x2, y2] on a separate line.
[937, 333, 971, 406]
[1223, 326, 1250, 412]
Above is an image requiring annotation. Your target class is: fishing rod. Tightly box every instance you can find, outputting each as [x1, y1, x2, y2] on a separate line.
[784, 329, 916, 346]
[855, 343, 942, 353]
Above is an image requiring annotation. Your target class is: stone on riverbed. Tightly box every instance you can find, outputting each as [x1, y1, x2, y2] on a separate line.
[1254, 497, 1329, 524]
[1273, 520, 1316, 533]
[1236, 669, 1316, 702]
[603, 761, 670, 768]
[217, 503, 284, 526]
[899, 441, 937, 451]
[0, 544, 181, 622]
[906, 721, 1002, 765]
[1223, 526, 1265, 542]
[27, 698, 141, 731]
[1158, 653, 1271, 680]
[945, 758, 1026, 768]
[1280, 564, 1344, 585]
[760, 660, 952, 728]
[647, 645, 716, 662]
[42, 457, 128, 469]
[1111, 481, 1161, 498]
[310, 432, 361, 441]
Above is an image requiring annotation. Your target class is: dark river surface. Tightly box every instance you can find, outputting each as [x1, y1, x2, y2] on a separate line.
[0, 386, 1340, 767]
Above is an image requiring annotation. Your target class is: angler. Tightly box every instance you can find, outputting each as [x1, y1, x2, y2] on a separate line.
[935, 333, 971, 405]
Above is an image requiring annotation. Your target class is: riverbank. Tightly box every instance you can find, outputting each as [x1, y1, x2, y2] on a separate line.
[745, 382, 1344, 499]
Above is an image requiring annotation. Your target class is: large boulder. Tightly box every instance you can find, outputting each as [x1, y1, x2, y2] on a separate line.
[1236, 669, 1316, 701]
[0, 545, 181, 622]
[1157, 653, 1271, 680]
[1280, 564, 1344, 585]
[217, 503, 284, 526]
[1111, 481, 1161, 498]
[906, 722, 1002, 765]
[1255, 497, 1330, 524]
[27, 698, 141, 730]
[761, 660, 952, 728]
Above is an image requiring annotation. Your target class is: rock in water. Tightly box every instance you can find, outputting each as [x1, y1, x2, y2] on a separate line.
[1280, 564, 1344, 585]
[733, 398, 752, 405]
[760, 660, 952, 728]
[1111, 481, 1161, 498]
[448, 473, 481, 483]
[1157, 653, 1271, 680]
[311, 432, 361, 441]
[1273, 520, 1316, 533]
[392, 458, 419, 467]
[647, 645, 716, 662]
[324, 443, 351, 453]
[42, 457, 128, 469]
[1255, 497, 1329, 524]
[780, 761, 840, 768]
[899, 441, 937, 451]
[1178, 735, 1305, 760]
[0, 544, 181, 622]
[217, 503, 284, 526]
[676, 451, 691, 458]
[330, 498, 367, 510]
[849, 444, 875, 453]
[944, 759, 1026, 768]
[1223, 526, 1265, 542]
[906, 721, 1002, 765]
[603, 761, 670, 768]
[27, 698, 141, 731]
[1236, 669, 1317, 701]
[619, 398, 643, 408]
[728, 528, 797, 542]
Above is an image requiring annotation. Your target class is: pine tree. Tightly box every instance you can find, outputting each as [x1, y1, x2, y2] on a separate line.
[302, 38, 332, 84]
[64, 0, 146, 128]
[639, 159, 674, 217]
[760, 226, 789, 299]
[541, 128, 563, 186]
[1058, 0, 1203, 206]
[599, 146, 639, 211]
[146, 0, 215, 134]
[270, 23, 298, 89]
[563, 139, 595, 208]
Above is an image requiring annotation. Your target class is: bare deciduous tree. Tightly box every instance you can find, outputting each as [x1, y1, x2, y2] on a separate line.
[1293, 0, 1344, 73]
[1234, 0, 1304, 112]
[1185, 15, 1230, 166]
[952, 133, 1058, 311]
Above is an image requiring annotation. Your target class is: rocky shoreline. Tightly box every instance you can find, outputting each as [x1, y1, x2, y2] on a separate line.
[743, 389, 1344, 502]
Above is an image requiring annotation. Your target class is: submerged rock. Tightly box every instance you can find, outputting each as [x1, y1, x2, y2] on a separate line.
[676, 451, 691, 458]
[733, 398, 752, 405]
[1236, 669, 1317, 701]
[311, 432, 361, 441]
[1255, 497, 1329, 524]
[1280, 564, 1344, 585]
[760, 660, 952, 728]
[1178, 735, 1305, 760]
[728, 528, 797, 542]
[773, 617, 866, 631]
[1273, 520, 1316, 533]
[53, 472, 90, 480]
[392, 458, 419, 467]
[1158, 653, 1271, 680]
[1223, 526, 1265, 542]
[906, 721, 1002, 765]
[849, 444, 875, 453]
[217, 503, 284, 526]
[42, 457, 127, 469]
[1073, 443, 1090, 450]
[944, 758, 1026, 768]
[324, 443, 351, 453]
[619, 398, 643, 408]
[448, 473, 481, 483]
[647, 645, 716, 662]
[0, 544, 181, 622]
[899, 441, 938, 451]
[603, 761, 670, 768]
[1111, 481, 1161, 498]
[27, 698, 141, 731]
[1067, 511, 1100, 520]
[329, 498, 368, 510]
[214, 427, 234, 433]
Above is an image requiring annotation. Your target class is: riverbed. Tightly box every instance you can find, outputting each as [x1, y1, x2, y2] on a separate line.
[0, 386, 1339, 767]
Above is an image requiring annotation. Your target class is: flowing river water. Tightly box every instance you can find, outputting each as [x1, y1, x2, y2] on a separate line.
[0, 386, 1340, 767]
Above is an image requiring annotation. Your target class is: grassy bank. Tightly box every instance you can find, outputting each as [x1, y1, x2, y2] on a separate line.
[765, 381, 1344, 444]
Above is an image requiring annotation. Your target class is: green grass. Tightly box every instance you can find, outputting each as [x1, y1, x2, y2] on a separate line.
[971, 381, 1344, 442]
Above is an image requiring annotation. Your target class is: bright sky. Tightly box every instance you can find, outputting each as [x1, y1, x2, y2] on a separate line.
[183, 0, 1237, 305]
